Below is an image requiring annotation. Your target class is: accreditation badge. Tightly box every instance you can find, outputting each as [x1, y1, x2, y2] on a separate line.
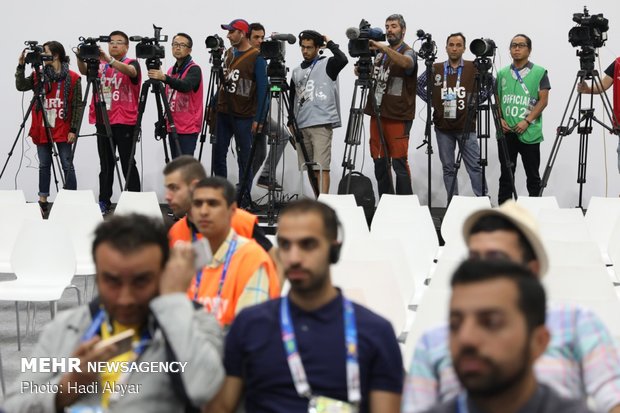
[308, 395, 358, 413]
[102, 86, 113, 111]
[443, 94, 457, 119]
[65, 406, 104, 413]
[45, 108, 57, 128]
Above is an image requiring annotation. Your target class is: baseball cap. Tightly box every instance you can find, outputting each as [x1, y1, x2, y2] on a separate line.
[462, 200, 549, 277]
[221, 19, 250, 34]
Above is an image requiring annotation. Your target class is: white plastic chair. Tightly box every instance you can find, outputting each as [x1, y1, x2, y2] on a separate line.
[0, 219, 80, 350]
[114, 191, 163, 221]
[538, 208, 591, 243]
[585, 197, 620, 264]
[374, 194, 420, 220]
[0, 190, 26, 204]
[0, 204, 34, 273]
[440, 195, 491, 246]
[52, 189, 96, 208]
[318, 193, 358, 210]
[516, 196, 559, 218]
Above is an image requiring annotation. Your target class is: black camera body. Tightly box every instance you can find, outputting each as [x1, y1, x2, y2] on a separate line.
[131, 25, 168, 70]
[205, 34, 224, 50]
[24, 41, 53, 66]
[348, 19, 385, 58]
[416, 30, 437, 60]
[77, 36, 110, 61]
[261, 40, 286, 61]
[569, 7, 608, 49]
[470, 38, 496, 58]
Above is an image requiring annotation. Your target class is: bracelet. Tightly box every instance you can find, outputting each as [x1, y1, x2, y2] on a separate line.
[525, 118, 532, 125]
[108, 57, 116, 66]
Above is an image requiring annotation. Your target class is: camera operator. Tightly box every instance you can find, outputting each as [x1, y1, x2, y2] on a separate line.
[290, 30, 348, 194]
[363, 13, 417, 196]
[416, 32, 483, 198]
[148, 33, 203, 159]
[497, 34, 550, 205]
[77, 30, 141, 215]
[214, 19, 268, 196]
[16, 41, 81, 212]
[577, 58, 620, 173]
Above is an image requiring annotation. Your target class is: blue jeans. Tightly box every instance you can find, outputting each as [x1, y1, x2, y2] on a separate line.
[213, 113, 253, 187]
[435, 128, 484, 197]
[37, 142, 77, 197]
[168, 133, 199, 159]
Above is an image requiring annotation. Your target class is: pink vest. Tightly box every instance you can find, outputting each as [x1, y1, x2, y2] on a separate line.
[88, 57, 141, 125]
[166, 60, 203, 134]
[614, 57, 620, 128]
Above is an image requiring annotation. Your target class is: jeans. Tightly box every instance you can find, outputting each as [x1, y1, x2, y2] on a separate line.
[435, 128, 484, 197]
[37, 142, 77, 197]
[498, 132, 541, 205]
[213, 113, 254, 188]
[168, 133, 199, 159]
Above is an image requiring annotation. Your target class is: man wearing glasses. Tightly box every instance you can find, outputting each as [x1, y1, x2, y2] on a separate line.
[148, 33, 203, 158]
[496, 34, 550, 205]
[78, 30, 142, 215]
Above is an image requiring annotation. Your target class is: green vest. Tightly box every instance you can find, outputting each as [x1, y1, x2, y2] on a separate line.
[497, 64, 546, 144]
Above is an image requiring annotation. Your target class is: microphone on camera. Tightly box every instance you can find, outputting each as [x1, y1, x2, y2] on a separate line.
[129, 36, 143, 42]
[271, 33, 296, 44]
[346, 27, 361, 40]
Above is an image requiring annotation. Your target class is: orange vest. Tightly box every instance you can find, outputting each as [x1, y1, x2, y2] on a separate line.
[168, 208, 258, 247]
[186, 236, 279, 325]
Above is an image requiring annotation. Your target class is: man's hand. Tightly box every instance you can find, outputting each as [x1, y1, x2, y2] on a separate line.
[99, 47, 110, 63]
[368, 40, 388, 54]
[160, 241, 196, 294]
[323, 35, 331, 46]
[67, 132, 77, 144]
[18, 49, 26, 66]
[148, 69, 166, 82]
[251, 121, 263, 135]
[577, 81, 591, 94]
[513, 120, 530, 135]
[500, 118, 512, 133]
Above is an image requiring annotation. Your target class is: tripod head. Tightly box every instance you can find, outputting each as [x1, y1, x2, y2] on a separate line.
[205, 34, 225, 69]
[415, 30, 437, 64]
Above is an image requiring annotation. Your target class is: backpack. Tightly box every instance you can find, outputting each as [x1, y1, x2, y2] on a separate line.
[338, 172, 375, 227]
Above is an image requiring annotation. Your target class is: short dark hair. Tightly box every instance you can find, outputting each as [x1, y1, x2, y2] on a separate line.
[163, 155, 207, 184]
[92, 214, 169, 269]
[249, 23, 265, 36]
[279, 199, 339, 243]
[192, 176, 236, 206]
[386, 13, 406, 30]
[511, 33, 532, 50]
[174, 32, 193, 48]
[451, 259, 546, 331]
[468, 215, 536, 264]
[446, 32, 466, 46]
[109, 30, 129, 44]
[44, 41, 69, 64]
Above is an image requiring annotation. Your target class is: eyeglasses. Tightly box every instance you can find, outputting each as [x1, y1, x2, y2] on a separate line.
[510, 42, 528, 49]
[172, 42, 190, 49]
[109, 41, 127, 46]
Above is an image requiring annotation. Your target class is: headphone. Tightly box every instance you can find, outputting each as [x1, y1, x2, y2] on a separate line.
[298, 30, 325, 48]
[329, 216, 344, 264]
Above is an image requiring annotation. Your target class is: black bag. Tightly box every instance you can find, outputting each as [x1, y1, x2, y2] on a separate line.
[338, 172, 375, 227]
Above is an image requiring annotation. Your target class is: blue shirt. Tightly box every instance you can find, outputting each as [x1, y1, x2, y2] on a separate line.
[225, 292, 403, 413]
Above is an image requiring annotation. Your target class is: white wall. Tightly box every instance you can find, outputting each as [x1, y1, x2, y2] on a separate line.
[1, 0, 618, 208]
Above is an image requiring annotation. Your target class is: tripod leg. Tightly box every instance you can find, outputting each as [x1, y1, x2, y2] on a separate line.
[0, 94, 39, 182]
[124, 80, 151, 191]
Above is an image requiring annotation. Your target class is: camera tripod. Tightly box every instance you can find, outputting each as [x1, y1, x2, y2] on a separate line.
[1, 63, 65, 190]
[125, 58, 181, 190]
[447, 58, 517, 204]
[70, 58, 124, 192]
[417, 53, 437, 207]
[340, 55, 394, 195]
[198, 48, 224, 167]
[539, 48, 619, 208]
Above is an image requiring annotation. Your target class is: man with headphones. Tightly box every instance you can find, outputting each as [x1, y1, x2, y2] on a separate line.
[206, 199, 403, 413]
[290, 30, 348, 193]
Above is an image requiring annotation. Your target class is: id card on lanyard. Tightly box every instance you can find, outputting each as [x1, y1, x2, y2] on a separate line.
[443, 63, 462, 120]
[101, 57, 126, 110]
[280, 295, 361, 413]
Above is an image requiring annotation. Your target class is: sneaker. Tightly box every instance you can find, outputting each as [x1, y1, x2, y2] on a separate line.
[98, 201, 110, 215]
[257, 177, 283, 191]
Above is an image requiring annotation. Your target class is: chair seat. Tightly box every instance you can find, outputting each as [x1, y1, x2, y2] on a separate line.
[0, 281, 71, 302]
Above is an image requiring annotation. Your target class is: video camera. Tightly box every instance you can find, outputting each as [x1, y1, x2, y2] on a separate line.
[569, 7, 608, 49]
[346, 19, 386, 58]
[23, 41, 53, 66]
[77, 36, 110, 61]
[470, 38, 496, 58]
[131, 24, 168, 70]
[415, 30, 437, 60]
[205, 34, 225, 68]
[260, 33, 296, 81]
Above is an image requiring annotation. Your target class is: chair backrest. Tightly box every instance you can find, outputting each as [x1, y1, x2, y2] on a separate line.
[538, 208, 591, 243]
[0, 204, 35, 272]
[114, 191, 163, 221]
[11, 219, 76, 285]
[441, 195, 491, 246]
[585, 197, 620, 258]
[375, 194, 420, 219]
[318, 194, 358, 210]
[516, 196, 559, 218]
[53, 189, 96, 206]
[0, 190, 26, 204]
[607, 218, 620, 278]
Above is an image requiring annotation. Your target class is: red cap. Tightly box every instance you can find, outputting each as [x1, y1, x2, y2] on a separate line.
[221, 19, 250, 34]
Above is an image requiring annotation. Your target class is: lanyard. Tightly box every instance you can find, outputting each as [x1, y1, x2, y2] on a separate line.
[193, 235, 237, 300]
[456, 393, 468, 413]
[280, 295, 361, 403]
[381, 44, 405, 65]
[82, 308, 152, 354]
[173, 58, 193, 78]
[512, 66, 531, 97]
[443, 62, 463, 90]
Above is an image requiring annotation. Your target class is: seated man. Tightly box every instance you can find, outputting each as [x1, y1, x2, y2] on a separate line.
[422, 259, 590, 413]
[402, 201, 620, 413]
[3, 214, 224, 412]
[187, 177, 280, 327]
[206, 200, 403, 413]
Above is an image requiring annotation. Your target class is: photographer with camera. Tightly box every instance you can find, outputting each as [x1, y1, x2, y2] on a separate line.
[363, 13, 417, 196]
[497, 34, 550, 205]
[289, 30, 348, 194]
[16, 41, 81, 211]
[416, 33, 484, 198]
[147, 33, 203, 159]
[77, 30, 141, 215]
[214, 19, 268, 195]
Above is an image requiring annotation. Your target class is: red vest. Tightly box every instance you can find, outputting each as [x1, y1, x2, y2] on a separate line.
[29, 70, 80, 145]
[166, 61, 204, 134]
[88, 58, 141, 125]
[613, 57, 620, 128]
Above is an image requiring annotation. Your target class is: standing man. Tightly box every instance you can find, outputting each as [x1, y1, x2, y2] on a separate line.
[363, 13, 417, 196]
[417, 32, 484, 198]
[148, 32, 203, 158]
[420, 260, 590, 413]
[78, 30, 141, 215]
[290, 30, 348, 193]
[577, 57, 620, 172]
[214, 19, 268, 192]
[496, 34, 550, 205]
[206, 199, 403, 413]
